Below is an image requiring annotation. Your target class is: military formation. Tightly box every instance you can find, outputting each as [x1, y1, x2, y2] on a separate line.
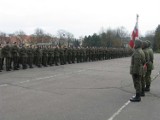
[0, 42, 133, 72]
[130, 39, 154, 102]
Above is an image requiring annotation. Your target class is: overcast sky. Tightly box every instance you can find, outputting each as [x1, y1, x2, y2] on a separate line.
[0, 0, 160, 38]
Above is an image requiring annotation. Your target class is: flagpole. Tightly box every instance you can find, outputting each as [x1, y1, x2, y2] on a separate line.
[136, 14, 139, 22]
[136, 14, 139, 39]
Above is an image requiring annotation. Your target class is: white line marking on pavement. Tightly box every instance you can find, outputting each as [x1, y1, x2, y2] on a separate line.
[19, 80, 30, 83]
[18, 69, 86, 84]
[108, 100, 130, 120]
[0, 84, 8, 87]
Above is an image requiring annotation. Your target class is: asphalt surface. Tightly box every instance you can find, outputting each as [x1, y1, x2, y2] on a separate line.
[0, 54, 160, 120]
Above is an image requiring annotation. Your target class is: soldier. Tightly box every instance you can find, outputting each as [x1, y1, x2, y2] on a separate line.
[27, 45, 34, 68]
[130, 39, 145, 102]
[54, 46, 59, 66]
[19, 44, 28, 69]
[141, 41, 149, 96]
[11, 42, 19, 70]
[145, 40, 154, 92]
[47, 46, 54, 66]
[34, 46, 42, 67]
[67, 47, 72, 64]
[42, 46, 48, 67]
[0, 44, 2, 72]
[1, 42, 12, 71]
[104, 47, 108, 60]
[59, 47, 64, 65]
[71, 47, 76, 63]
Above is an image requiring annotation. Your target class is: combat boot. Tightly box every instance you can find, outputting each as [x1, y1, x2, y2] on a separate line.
[145, 85, 150, 92]
[141, 90, 145, 97]
[130, 93, 141, 102]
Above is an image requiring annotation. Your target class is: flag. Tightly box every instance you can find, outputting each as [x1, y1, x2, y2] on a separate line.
[129, 14, 139, 48]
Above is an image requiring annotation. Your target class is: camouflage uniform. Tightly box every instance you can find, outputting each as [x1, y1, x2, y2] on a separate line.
[71, 48, 76, 63]
[141, 41, 149, 96]
[19, 46, 28, 69]
[59, 48, 65, 65]
[68, 47, 72, 64]
[54, 47, 59, 66]
[48, 47, 54, 66]
[1, 43, 11, 71]
[11, 43, 19, 70]
[0, 45, 2, 72]
[27, 46, 34, 68]
[145, 41, 154, 91]
[130, 40, 145, 102]
[42, 47, 48, 67]
[34, 46, 42, 67]
[76, 48, 80, 63]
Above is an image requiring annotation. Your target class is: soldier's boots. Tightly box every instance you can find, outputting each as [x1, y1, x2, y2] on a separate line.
[29, 65, 33, 68]
[14, 67, 19, 70]
[141, 91, 145, 97]
[145, 85, 150, 92]
[23, 66, 27, 69]
[6, 69, 11, 71]
[130, 93, 141, 102]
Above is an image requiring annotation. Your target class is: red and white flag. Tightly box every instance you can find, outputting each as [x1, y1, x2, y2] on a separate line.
[129, 14, 139, 48]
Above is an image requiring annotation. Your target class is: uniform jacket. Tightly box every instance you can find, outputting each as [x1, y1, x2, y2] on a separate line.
[130, 48, 145, 75]
[148, 47, 154, 70]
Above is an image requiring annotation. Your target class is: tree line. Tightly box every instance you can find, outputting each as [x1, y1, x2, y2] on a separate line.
[0, 25, 160, 51]
[0, 29, 80, 47]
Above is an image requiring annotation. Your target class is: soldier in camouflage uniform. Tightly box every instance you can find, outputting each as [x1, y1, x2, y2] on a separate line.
[19, 44, 28, 69]
[82, 48, 87, 62]
[11, 42, 19, 70]
[145, 40, 154, 92]
[59, 47, 65, 65]
[42, 46, 48, 67]
[0, 44, 2, 72]
[1, 42, 12, 71]
[141, 41, 149, 96]
[130, 39, 145, 102]
[27, 45, 34, 68]
[71, 47, 76, 63]
[48, 46, 54, 66]
[104, 48, 108, 60]
[54, 46, 59, 66]
[34, 46, 42, 67]
[76, 47, 80, 63]
[67, 47, 72, 64]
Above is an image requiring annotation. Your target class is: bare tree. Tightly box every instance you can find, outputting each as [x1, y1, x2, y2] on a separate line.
[57, 29, 74, 47]
[116, 27, 129, 47]
[34, 28, 45, 43]
[14, 30, 26, 45]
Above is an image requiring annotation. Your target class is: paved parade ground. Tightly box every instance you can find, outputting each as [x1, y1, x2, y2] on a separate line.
[0, 54, 160, 120]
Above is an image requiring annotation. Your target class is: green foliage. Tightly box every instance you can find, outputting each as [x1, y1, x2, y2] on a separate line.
[154, 25, 160, 51]
[72, 39, 80, 47]
[82, 28, 128, 48]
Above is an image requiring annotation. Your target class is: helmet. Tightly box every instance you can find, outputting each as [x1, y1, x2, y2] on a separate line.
[134, 40, 142, 48]
[142, 41, 148, 49]
[146, 40, 151, 47]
